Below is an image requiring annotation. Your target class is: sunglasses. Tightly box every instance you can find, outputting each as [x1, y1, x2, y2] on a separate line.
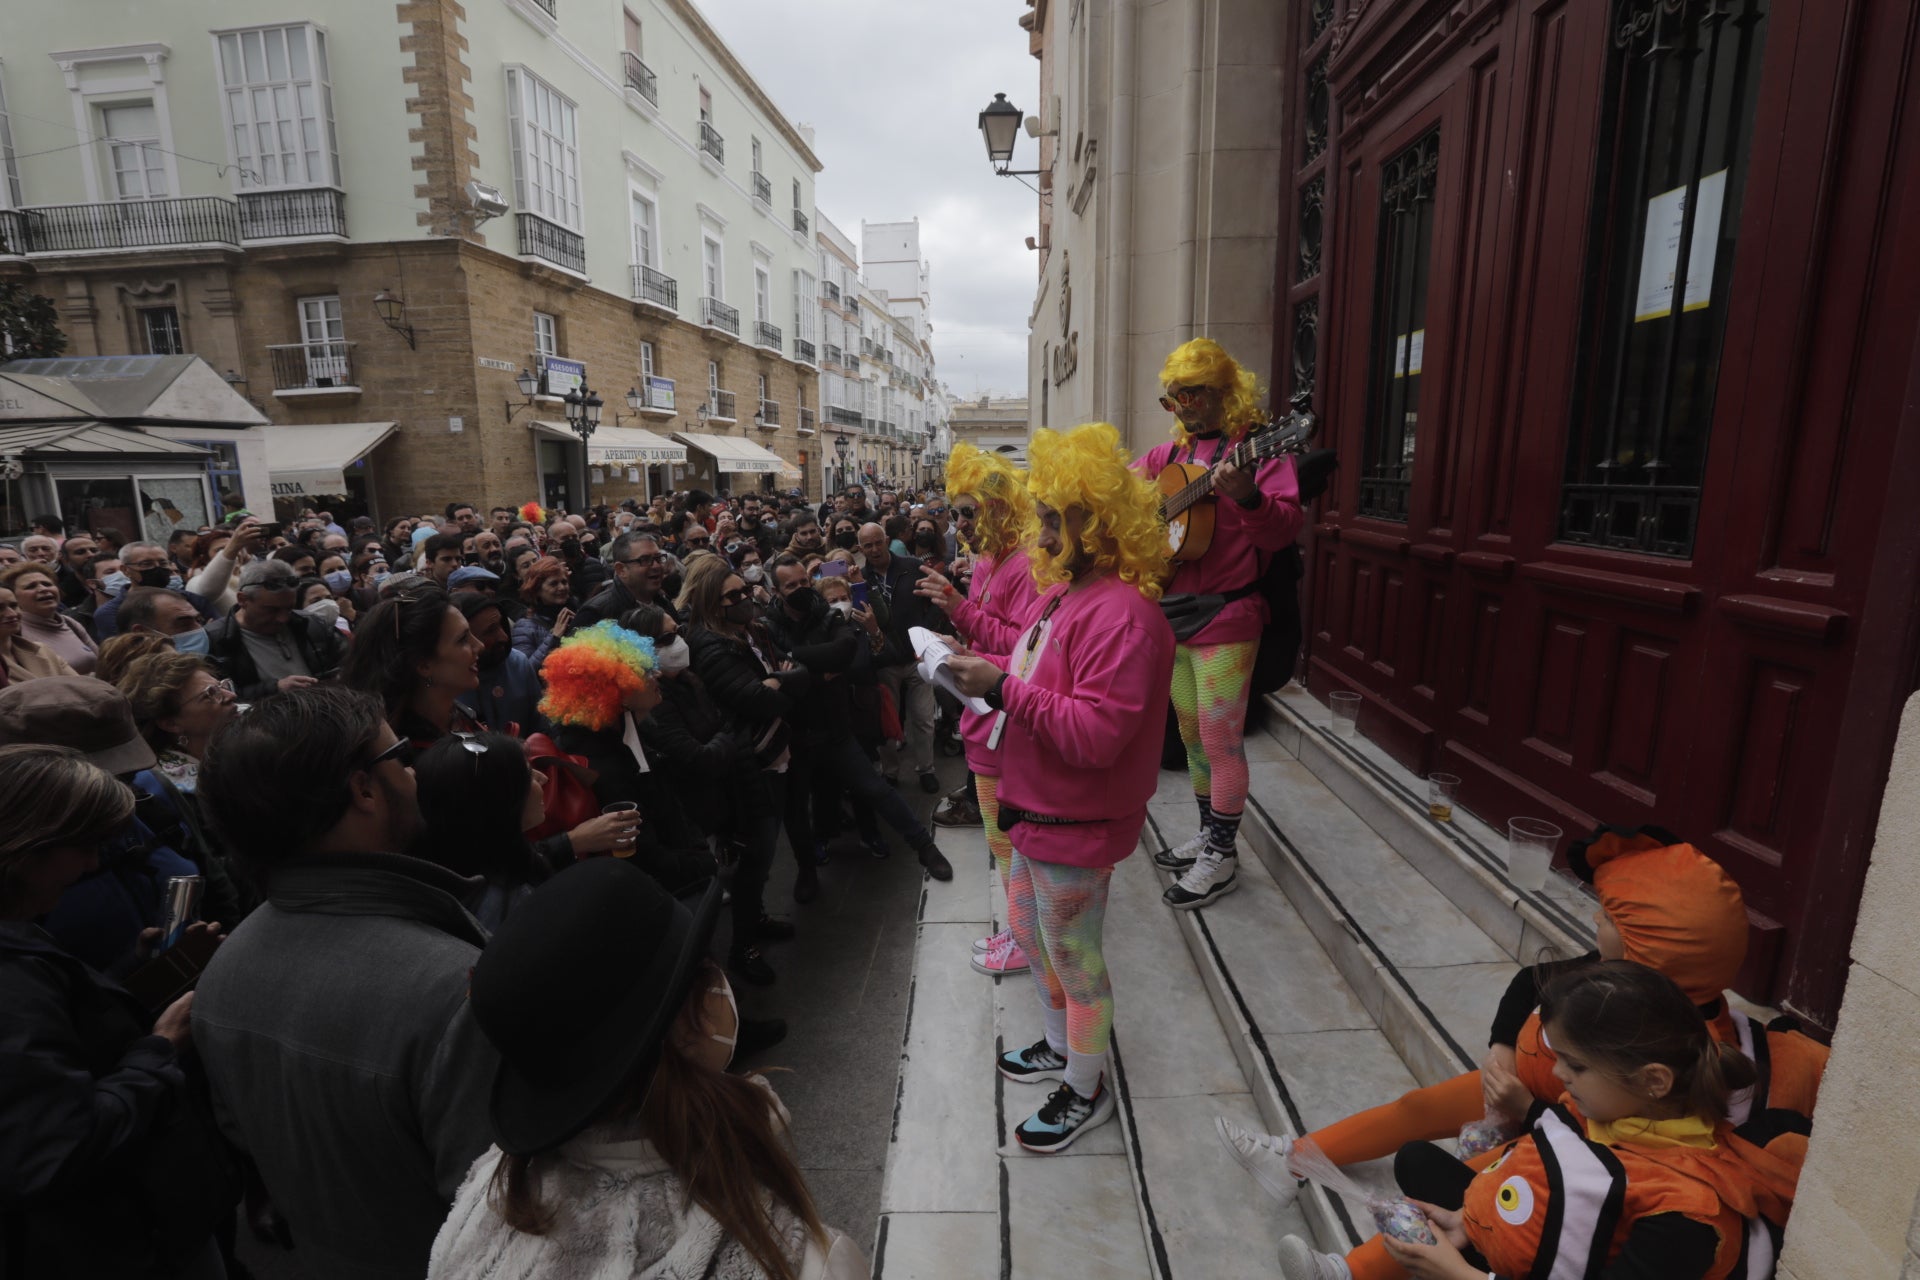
[719, 587, 749, 604]
[360, 737, 416, 771]
[954, 506, 978, 520]
[685, 535, 711, 546]
[1158, 385, 1210, 411]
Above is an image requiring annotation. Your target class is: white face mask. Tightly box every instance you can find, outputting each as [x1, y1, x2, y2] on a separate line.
[708, 977, 738, 1066]
[830, 600, 852, 617]
[304, 598, 341, 627]
[656, 640, 691, 676]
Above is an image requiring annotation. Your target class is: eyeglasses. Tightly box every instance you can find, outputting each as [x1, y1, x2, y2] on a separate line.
[684, 536, 711, 547]
[189, 678, 236, 706]
[360, 737, 416, 772]
[1158, 385, 1210, 411]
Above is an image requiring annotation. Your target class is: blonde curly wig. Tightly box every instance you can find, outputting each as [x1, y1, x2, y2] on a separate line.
[1024, 423, 1169, 599]
[1158, 337, 1264, 443]
[945, 442, 1034, 561]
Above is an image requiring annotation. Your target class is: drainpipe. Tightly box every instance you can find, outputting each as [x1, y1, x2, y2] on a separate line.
[1104, 0, 1138, 439]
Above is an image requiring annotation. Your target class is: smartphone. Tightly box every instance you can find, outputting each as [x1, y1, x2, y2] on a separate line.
[258, 521, 283, 540]
[851, 581, 869, 609]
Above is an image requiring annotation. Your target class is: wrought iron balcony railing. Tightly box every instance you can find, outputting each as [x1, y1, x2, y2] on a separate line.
[793, 209, 810, 235]
[701, 296, 740, 336]
[268, 341, 357, 391]
[239, 188, 347, 240]
[630, 263, 678, 311]
[756, 399, 780, 427]
[706, 389, 738, 421]
[799, 407, 816, 434]
[828, 405, 862, 427]
[19, 196, 240, 254]
[699, 121, 725, 164]
[754, 320, 782, 351]
[516, 212, 585, 274]
[822, 343, 844, 366]
[751, 172, 772, 205]
[793, 337, 816, 365]
[621, 51, 658, 106]
[0, 210, 30, 256]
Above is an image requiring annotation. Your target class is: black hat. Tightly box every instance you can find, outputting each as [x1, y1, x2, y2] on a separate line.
[470, 859, 720, 1155]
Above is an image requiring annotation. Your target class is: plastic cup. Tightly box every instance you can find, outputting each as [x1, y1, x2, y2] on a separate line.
[602, 801, 640, 857]
[1426, 773, 1460, 823]
[1505, 817, 1561, 891]
[1329, 690, 1362, 739]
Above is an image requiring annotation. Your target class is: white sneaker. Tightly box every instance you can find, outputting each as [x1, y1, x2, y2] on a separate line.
[1153, 830, 1209, 872]
[1277, 1236, 1352, 1280]
[1163, 848, 1239, 910]
[973, 928, 1012, 955]
[1215, 1117, 1299, 1207]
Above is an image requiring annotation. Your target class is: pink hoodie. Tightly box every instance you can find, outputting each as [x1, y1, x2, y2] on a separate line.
[1135, 437, 1304, 646]
[992, 574, 1177, 867]
[950, 549, 1045, 777]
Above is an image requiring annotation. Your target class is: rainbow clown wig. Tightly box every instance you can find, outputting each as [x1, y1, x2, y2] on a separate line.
[1024, 423, 1170, 599]
[518, 501, 548, 526]
[945, 441, 1034, 561]
[537, 621, 656, 731]
[1158, 337, 1264, 443]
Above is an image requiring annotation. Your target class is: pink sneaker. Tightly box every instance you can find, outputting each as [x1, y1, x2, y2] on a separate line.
[971, 935, 1030, 975]
[973, 928, 1012, 955]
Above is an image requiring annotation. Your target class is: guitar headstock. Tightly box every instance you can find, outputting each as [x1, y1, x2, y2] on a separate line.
[1246, 410, 1317, 461]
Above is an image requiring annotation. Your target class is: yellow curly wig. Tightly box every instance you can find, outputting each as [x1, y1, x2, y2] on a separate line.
[1024, 423, 1169, 599]
[1159, 338, 1264, 443]
[945, 442, 1034, 561]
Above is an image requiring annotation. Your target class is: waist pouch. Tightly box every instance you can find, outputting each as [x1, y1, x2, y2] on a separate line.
[1158, 582, 1259, 642]
[998, 802, 1095, 832]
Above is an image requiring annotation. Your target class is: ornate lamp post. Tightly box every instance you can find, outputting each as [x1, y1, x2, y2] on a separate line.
[563, 384, 603, 512]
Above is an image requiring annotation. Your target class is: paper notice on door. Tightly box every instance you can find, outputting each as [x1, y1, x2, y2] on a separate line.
[1634, 169, 1727, 322]
[1393, 333, 1409, 379]
[1407, 329, 1426, 376]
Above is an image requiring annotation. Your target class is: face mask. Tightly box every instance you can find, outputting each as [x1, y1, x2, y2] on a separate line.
[656, 640, 691, 676]
[373, 571, 392, 587]
[103, 570, 132, 594]
[136, 566, 179, 591]
[786, 586, 819, 614]
[172, 626, 211, 656]
[558, 540, 582, 560]
[742, 565, 764, 584]
[305, 599, 341, 627]
[724, 600, 758, 625]
[830, 600, 852, 617]
[708, 976, 738, 1067]
[834, 530, 858, 549]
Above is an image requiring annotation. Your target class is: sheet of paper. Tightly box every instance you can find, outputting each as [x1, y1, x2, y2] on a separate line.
[911, 625, 994, 715]
[1635, 169, 1726, 322]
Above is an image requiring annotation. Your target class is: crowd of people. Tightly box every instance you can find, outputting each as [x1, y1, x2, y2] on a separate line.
[0, 337, 1826, 1280]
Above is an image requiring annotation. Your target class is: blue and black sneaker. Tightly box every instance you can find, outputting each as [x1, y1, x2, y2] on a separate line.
[1015, 1077, 1115, 1153]
[997, 1036, 1067, 1084]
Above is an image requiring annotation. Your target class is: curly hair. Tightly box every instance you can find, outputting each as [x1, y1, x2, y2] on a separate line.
[1024, 423, 1169, 599]
[1159, 338, 1264, 442]
[945, 441, 1034, 561]
[537, 621, 656, 731]
[117, 650, 223, 753]
[517, 555, 571, 607]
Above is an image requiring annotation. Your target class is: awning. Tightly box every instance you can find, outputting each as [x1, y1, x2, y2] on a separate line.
[672, 432, 784, 475]
[531, 421, 685, 465]
[0, 421, 210, 457]
[262, 421, 396, 498]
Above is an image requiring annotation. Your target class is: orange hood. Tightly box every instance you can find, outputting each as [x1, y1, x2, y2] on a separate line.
[1569, 826, 1748, 1005]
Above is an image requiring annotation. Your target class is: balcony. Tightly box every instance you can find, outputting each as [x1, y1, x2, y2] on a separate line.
[799, 406, 816, 435]
[621, 51, 658, 107]
[629, 263, 678, 313]
[828, 405, 862, 428]
[847, 354, 861, 372]
[824, 282, 841, 302]
[701, 296, 740, 337]
[756, 398, 780, 428]
[699, 121, 725, 165]
[632, 377, 676, 413]
[517, 212, 585, 274]
[793, 208, 810, 236]
[706, 389, 738, 423]
[751, 171, 772, 207]
[239, 188, 347, 241]
[529, 0, 555, 13]
[754, 319, 782, 351]
[18, 196, 240, 255]
[793, 337, 816, 366]
[822, 343, 844, 366]
[0, 210, 29, 257]
[268, 341, 358, 395]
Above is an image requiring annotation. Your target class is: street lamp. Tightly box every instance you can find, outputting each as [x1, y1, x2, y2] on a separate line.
[978, 93, 1043, 177]
[503, 366, 542, 423]
[563, 384, 603, 511]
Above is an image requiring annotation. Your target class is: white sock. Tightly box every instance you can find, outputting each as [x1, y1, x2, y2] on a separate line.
[1064, 1051, 1105, 1098]
[1042, 1003, 1069, 1057]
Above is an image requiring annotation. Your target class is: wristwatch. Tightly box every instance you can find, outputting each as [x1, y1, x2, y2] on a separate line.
[984, 672, 1010, 711]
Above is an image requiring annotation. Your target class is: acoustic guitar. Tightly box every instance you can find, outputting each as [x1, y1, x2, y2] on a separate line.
[1157, 411, 1317, 561]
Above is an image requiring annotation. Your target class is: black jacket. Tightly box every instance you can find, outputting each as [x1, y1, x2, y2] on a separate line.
[865, 550, 948, 665]
[760, 596, 866, 745]
[561, 550, 611, 599]
[684, 623, 797, 730]
[0, 923, 241, 1278]
[205, 609, 346, 701]
[570, 576, 678, 633]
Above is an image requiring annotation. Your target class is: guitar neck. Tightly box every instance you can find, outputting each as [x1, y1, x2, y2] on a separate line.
[1163, 437, 1255, 519]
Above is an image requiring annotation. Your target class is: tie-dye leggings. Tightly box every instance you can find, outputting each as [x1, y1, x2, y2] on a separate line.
[1169, 638, 1259, 816]
[1005, 851, 1114, 1085]
[977, 772, 1014, 887]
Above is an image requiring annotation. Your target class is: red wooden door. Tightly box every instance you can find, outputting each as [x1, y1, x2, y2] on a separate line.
[1281, 0, 1920, 1027]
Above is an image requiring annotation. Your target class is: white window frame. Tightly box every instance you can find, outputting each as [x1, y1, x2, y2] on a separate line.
[505, 66, 581, 230]
[0, 64, 20, 209]
[628, 187, 657, 268]
[698, 85, 712, 124]
[211, 25, 339, 191]
[792, 269, 817, 342]
[701, 233, 724, 303]
[623, 8, 642, 56]
[50, 44, 180, 204]
[754, 263, 771, 325]
[533, 311, 558, 361]
[102, 101, 168, 199]
[296, 294, 348, 384]
[751, 136, 763, 176]
[640, 340, 655, 380]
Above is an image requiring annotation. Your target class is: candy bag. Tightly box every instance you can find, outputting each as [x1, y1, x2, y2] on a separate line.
[1456, 1105, 1524, 1161]
[1286, 1137, 1439, 1246]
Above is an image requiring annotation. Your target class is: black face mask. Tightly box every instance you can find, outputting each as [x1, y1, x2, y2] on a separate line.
[557, 540, 583, 561]
[915, 531, 941, 551]
[785, 586, 819, 615]
[135, 566, 174, 590]
[834, 530, 858, 549]
[724, 600, 758, 625]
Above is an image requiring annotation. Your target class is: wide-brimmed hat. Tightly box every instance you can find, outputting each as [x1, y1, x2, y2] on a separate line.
[470, 859, 720, 1155]
[0, 676, 157, 774]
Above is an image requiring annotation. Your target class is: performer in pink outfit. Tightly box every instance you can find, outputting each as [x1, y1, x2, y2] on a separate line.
[943, 423, 1175, 1153]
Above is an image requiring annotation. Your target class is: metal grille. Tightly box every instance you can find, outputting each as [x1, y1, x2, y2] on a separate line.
[1359, 130, 1440, 522]
[1303, 55, 1329, 163]
[239, 188, 346, 240]
[20, 197, 240, 253]
[1296, 174, 1324, 282]
[701, 297, 740, 336]
[630, 264, 678, 311]
[699, 122, 725, 164]
[751, 172, 772, 205]
[754, 320, 782, 350]
[516, 213, 585, 274]
[621, 52, 658, 106]
[794, 337, 816, 364]
[1292, 297, 1319, 410]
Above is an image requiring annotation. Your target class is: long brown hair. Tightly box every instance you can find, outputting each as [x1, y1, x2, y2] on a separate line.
[1538, 959, 1757, 1124]
[489, 961, 826, 1278]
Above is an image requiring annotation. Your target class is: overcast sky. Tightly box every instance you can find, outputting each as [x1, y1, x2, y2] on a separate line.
[698, 0, 1039, 400]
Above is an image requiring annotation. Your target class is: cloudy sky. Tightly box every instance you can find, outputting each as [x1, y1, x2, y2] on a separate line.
[698, 0, 1040, 399]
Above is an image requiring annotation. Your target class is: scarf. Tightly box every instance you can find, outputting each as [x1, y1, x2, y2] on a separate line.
[1585, 1113, 1718, 1151]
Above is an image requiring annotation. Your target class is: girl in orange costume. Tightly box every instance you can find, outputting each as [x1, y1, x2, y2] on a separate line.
[1227, 827, 1826, 1280]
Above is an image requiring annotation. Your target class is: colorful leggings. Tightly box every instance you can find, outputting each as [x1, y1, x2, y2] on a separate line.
[1005, 852, 1113, 1089]
[977, 772, 1013, 888]
[1169, 640, 1258, 815]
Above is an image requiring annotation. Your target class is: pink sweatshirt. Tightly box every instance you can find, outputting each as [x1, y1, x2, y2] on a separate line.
[1135, 436, 1305, 646]
[951, 549, 1045, 777]
[992, 574, 1177, 867]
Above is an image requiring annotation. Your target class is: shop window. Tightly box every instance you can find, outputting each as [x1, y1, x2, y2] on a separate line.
[186, 439, 246, 517]
[1559, 0, 1771, 557]
[1359, 129, 1440, 523]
